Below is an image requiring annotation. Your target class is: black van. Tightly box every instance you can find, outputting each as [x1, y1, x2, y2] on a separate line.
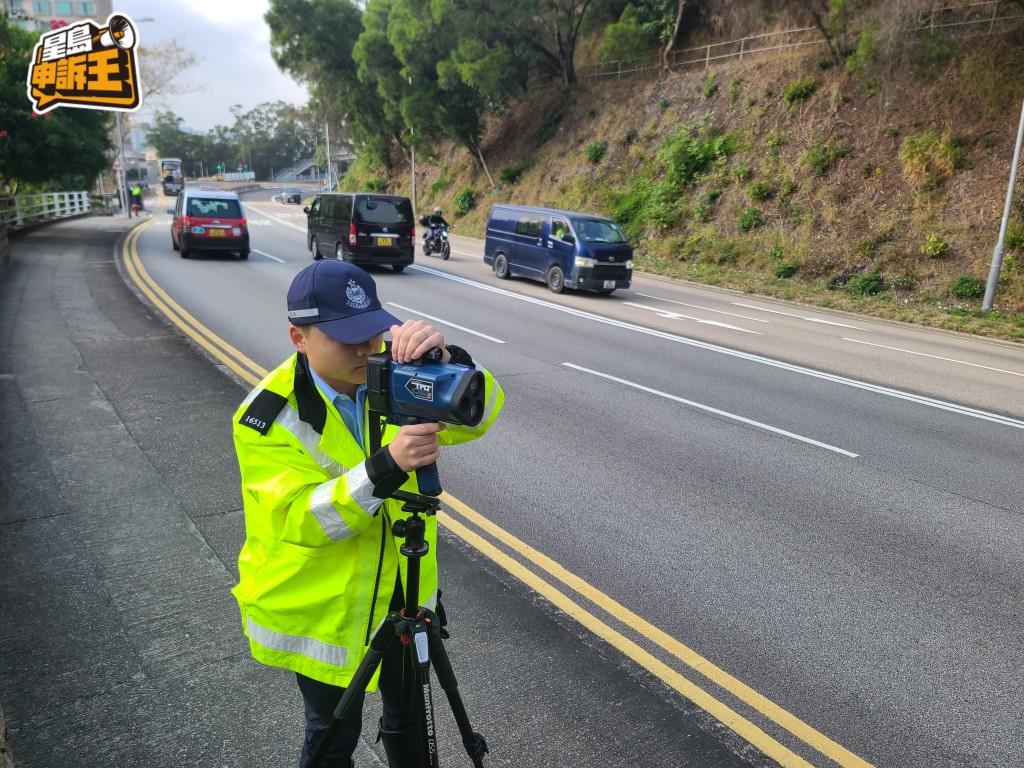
[305, 193, 415, 272]
[483, 205, 633, 294]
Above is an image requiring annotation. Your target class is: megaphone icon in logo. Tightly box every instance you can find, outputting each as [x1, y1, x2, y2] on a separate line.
[92, 14, 136, 50]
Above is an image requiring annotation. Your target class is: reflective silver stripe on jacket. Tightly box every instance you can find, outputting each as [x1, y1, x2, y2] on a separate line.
[347, 461, 385, 516]
[274, 404, 345, 476]
[247, 616, 347, 667]
[309, 479, 355, 541]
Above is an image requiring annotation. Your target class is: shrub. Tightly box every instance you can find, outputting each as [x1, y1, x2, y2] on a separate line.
[658, 125, 738, 187]
[621, 128, 639, 147]
[453, 185, 475, 217]
[774, 261, 799, 278]
[766, 244, 784, 260]
[783, 77, 817, 105]
[1004, 222, 1024, 250]
[588, 108, 598, 118]
[659, 98, 670, 111]
[738, 207, 763, 231]
[848, 270, 885, 296]
[701, 72, 718, 99]
[950, 274, 985, 300]
[921, 235, 950, 258]
[801, 139, 852, 176]
[749, 180, 774, 202]
[899, 129, 962, 188]
[364, 179, 386, 193]
[584, 140, 608, 164]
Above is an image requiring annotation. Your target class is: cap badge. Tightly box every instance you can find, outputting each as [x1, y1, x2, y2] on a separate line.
[345, 279, 372, 310]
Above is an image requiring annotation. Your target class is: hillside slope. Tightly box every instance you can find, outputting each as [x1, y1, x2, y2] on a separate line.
[353, 19, 1024, 342]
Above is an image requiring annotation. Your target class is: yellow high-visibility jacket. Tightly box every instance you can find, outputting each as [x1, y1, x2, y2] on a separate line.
[231, 351, 503, 688]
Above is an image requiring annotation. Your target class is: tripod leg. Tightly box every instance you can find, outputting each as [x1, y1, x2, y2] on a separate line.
[427, 630, 489, 768]
[306, 612, 400, 768]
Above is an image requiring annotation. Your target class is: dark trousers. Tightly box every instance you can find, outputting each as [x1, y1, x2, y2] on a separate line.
[297, 586, 420, 767]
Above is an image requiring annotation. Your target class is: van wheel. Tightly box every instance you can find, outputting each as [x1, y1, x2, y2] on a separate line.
[239, 250, 250, 260]
[171, 236, 179, 252]
[494, 254, 510, 279]
[393, 264, 406, 273]
[311, 237, 322, 260]
[546, 265, 565, 293]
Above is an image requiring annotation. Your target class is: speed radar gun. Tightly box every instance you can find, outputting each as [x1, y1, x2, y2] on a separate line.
[306, 343, 489, 768]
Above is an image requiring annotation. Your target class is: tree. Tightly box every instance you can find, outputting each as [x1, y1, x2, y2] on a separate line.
[599, 4, 657, 64]
[266, 0, 401, 166]
[136, 40, 203, 107]
[0, 14, 112, 191]
[662, 0, 686, 70]
[519, 0, 601, 87]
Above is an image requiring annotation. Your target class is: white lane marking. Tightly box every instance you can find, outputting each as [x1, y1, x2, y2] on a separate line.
[732, 302, 869, 331]
[252, 249, 284, 263]
[843, 338, 1024, 378]
[564, 363, 859, 457]
[635, 293, 769, 323]
[622, 302, 761, 335]
[411, 265, 1024, 431]
[387, 303, 505, 343]
[241, 202, 306, 233]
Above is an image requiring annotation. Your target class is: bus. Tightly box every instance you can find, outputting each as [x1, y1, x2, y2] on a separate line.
[160, 158, 184, 195]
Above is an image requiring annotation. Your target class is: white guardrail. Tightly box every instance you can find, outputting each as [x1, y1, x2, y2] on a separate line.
[0, 191, 92, 229]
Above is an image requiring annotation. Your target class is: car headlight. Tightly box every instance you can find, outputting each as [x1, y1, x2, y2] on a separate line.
[574, 256, 595, 268]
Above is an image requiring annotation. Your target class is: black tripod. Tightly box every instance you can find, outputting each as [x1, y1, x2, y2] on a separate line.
[306, 411, 489, 768]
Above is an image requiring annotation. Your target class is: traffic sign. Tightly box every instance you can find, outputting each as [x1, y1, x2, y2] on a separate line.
[112, 158, 125, 172]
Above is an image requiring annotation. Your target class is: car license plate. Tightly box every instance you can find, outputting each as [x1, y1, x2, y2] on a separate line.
[209, 228, 225, 237]
[376, 236, 393, 247]
[603, 280, 616, 289]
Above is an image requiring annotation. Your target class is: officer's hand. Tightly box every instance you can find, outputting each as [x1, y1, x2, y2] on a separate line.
[390, 320, 448, 364]
[388, 422, 447, 472]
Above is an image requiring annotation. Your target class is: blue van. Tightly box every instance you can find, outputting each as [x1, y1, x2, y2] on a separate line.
[483, 205, 633, 294]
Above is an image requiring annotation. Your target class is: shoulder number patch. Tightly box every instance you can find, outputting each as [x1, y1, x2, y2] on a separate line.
[239, 389, 287, 436]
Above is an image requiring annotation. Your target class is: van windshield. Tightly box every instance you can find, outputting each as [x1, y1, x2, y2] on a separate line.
[574, 219, 627, 244]
[355, 197, 413, 226]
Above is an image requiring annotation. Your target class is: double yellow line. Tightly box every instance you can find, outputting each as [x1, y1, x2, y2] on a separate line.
[120, 223, 872, 768]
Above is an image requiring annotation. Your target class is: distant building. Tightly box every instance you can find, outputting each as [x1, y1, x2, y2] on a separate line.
[4, 0, 113, 31]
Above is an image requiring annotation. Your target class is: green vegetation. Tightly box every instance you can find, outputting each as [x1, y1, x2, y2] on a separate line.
[950, 275, 985, 300]
[782, 77, 818, 104]
[584, 140, 608, 164]
[453, 185, 476, 217]
[899, 129, 962, 189]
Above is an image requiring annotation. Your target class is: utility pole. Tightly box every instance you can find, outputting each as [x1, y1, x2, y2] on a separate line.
[324, 117, 333, 190]
[408, 75, 417, 214]
[115, 111, 131, 219]
[983, 94, 1024, 310]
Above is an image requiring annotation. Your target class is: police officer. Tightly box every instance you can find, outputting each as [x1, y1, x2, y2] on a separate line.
[231, 259, 503, 768]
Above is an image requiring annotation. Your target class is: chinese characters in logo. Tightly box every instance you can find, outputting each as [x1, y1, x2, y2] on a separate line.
[27, 13, 141, 114]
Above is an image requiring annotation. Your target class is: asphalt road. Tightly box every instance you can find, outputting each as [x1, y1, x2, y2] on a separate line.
[109, 186, 1024, 766]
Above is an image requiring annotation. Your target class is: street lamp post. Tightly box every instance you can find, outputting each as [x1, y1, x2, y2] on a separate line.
[115, 111, 131, 218]
[408, 75, 417, 214]
[983, 94, 1024, 310]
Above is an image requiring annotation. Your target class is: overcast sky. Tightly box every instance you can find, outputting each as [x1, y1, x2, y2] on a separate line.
[115, 0, 310, 133]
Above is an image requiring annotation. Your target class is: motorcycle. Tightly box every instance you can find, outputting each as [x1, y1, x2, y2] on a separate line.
[422, 223, 451, 260]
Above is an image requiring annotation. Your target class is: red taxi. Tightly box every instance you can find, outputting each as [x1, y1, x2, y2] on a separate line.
[169, 189, 250, 260]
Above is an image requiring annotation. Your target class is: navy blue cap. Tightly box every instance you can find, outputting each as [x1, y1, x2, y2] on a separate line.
[287, 260, 400, 344]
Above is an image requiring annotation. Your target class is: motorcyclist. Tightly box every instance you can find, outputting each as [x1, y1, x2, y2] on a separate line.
[424, 206, 450, 251]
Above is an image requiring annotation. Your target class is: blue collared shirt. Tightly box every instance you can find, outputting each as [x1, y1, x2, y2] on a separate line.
[309, 369, 366, 450]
